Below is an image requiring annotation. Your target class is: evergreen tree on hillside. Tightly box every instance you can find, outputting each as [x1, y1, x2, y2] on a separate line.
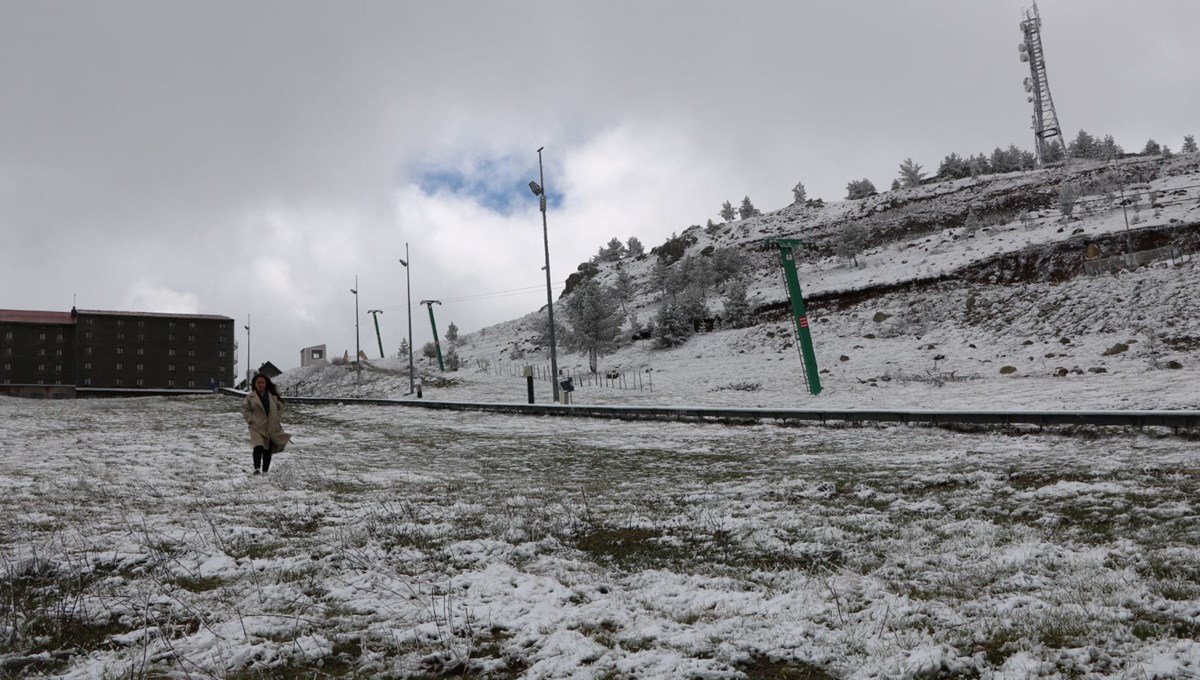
[1143, 139, 1162, 156]
[834, 222, 868, 267]
[445, 322, 459, 343]
[723, 277, 753, 329]
[738, 196, 761, 219]
[792, 181, 807, 204]
[1067, 129, 1099, 159]
[596, 237, 626, 262]
[613, 266, 634, 315]
[711, 247, 748, 285]
[845, 178, 877, 200]
[653, 302, 694, 348]
[627, 236, 645, 257]
[937, 153, 971, 180]
[968, 153, 990, 177]
[898, 158, 926, 188]
[561, 277, 625, 374]
[1100, 135, 1124, 160]
[719, 201, 736, 222]
[1182, 135, 1197, 154]
[398, 337, 410, 361]
[1041, 143, 1065, 163]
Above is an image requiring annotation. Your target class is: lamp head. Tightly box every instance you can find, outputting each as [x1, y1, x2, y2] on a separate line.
[350, 288, 357, 294]
[398, 258, 408, 267]
[528, 181, 543, 196]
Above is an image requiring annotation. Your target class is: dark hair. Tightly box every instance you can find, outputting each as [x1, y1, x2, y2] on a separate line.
[252, 373, 283, 401]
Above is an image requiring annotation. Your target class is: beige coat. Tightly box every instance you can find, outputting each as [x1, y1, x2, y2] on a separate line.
[240, 391, 291, 451]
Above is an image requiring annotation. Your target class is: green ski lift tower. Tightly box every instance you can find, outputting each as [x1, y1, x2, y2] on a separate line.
[774, 239, 822, 396]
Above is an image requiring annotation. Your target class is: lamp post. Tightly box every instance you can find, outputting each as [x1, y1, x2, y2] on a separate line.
[420, 299, 445, 372]
[399, 246, 414, 394]
[528, 146, 560, 403]
[350, 276, 360, 364]
[243, 314, 250, 387]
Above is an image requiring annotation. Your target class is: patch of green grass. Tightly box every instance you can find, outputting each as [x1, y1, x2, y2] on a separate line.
[170, 574, 228, 593]
[736, 654, 837, 679]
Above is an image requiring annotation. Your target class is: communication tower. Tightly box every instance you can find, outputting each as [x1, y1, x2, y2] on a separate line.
[1018, 1, 1067, 163]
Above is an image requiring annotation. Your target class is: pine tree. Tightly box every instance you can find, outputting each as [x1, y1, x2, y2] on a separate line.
[938, 153, 971, 180]
[626, 236, 645, 257]
[845, 178, 877, 200]
[1100, 135, 1124, 160]
[445, 322, 459, 343]
[834, 223, 867, 267]
[792, 182, 807, 204]
[613, 266, 634, 315]
[723, 277, 752, 329]
[1183, 135, 1198, 154]
[719, 201, 736, 222]
[561, 278, 625, 373]
[1143, 138, 1162, 156]
[1068, 129, 1099, 159]
[398, 337, 410, 361]
[653, 302, 693, 348]
[738, 196, 760, 220]
[898, 158, 925, 188]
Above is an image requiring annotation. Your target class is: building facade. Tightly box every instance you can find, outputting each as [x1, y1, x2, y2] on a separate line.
[0, 308, 236, 398]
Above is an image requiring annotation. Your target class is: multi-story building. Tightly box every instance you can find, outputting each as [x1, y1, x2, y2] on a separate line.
[0, 308, 236, 398]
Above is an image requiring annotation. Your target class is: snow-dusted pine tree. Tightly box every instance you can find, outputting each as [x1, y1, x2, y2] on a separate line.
[719, 201, 736, 222]
[898, 158, 925, 188]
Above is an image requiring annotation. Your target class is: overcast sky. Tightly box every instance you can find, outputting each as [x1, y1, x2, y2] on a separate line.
[2, 1, 1197, 374]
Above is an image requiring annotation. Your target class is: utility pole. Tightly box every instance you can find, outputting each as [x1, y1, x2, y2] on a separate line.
[367, 310, 385, 359]
[528, 147, 560, 402]
[420, 300, 445, 372]
[243, 314, 250, 387]
[399, 246, 415, 394]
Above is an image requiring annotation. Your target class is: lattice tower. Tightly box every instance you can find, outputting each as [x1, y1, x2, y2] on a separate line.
[1019, 1, 1067, 163]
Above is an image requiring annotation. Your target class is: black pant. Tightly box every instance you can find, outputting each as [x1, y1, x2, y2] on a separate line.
[253, 445, 272, 472]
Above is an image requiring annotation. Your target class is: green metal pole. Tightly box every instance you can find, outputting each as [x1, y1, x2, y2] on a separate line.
[368, 310, 385, 359]
[776, 239, 822, 395]
[423, 301, 445, 372]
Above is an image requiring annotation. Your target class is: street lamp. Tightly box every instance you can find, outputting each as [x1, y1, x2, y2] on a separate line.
[529, 146, 560, 403]
[243, 314, 250, 387]
[399, 246, 415, 394]
[350, 276, 360, 364]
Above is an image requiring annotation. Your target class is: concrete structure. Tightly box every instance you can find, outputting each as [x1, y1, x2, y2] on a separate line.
[0, 307, 235, 398]
[301, 344, 328, 367]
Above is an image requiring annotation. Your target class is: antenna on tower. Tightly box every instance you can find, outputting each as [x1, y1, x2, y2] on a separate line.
[1019, 1, 1068, 164]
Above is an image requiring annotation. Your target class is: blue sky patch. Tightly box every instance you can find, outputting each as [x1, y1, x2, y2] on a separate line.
[410, 154, 564, 214]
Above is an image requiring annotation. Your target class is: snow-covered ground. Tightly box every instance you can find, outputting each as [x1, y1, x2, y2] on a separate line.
[4, 156, 1200, 678]
[1, 394, 1199, 679]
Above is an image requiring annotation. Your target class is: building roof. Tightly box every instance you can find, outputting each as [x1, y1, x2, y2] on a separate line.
[76, 309, 234, 321]
[0, 309, 77, 325]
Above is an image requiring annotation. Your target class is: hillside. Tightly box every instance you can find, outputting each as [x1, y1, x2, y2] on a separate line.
[280, 154, 1200, 411]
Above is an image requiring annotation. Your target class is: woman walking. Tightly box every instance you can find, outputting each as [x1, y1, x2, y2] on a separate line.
[240, 373, 290, 474]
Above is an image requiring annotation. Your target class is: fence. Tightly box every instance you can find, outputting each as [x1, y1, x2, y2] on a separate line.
[478, 359, 653, 392]
[1083, 245, 1190, 276]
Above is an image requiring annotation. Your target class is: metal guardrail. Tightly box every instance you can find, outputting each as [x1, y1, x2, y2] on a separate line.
[219, 389, 1199, 430]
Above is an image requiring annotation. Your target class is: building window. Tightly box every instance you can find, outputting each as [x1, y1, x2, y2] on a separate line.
[56, 349, 62, 357]
[39, 332, 46, 340]
[169, 348, 176, 357]
[312, 350, 324, 359]
[219, 336, 225, 343]
[3, 331, 10, 340]
[2, 363, 9, 371]
[56, 333, 63, 343]
[188, 349, 195, 357]
[55, 364, 62, 374]
[189, 321, 196, 328]
[187, 379, 195, 388]
[137, 333, 144, 341]
[168, 378, 175, 387]
[85, 330, 92, 339]
[219, 351, 226, 358]
[188, 365, 195, 373]
[168, 334, 175, 342]
[83, 378, 91, 386]
[84, 362, 91, 370]
[168, 363, 175, 372]
[137, 348, 144, 356]
[188, 335, 195, 343]
[117, 320, 124, 327]
[116, 378, 123, 386]
[38, 348, 46, 356]
[85, 347, 92, 355]
[138, 320, 145, 327]
[116, 348, 123, 355]
[136, 363, 144, 372]
[116, 363, 123, 371]
[136, 378, 144, 387]
[117, 332, 125, 340]
[38, 363, 45, 372]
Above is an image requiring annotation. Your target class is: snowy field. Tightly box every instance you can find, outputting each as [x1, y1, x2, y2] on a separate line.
[2, 394, 1199, 678]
